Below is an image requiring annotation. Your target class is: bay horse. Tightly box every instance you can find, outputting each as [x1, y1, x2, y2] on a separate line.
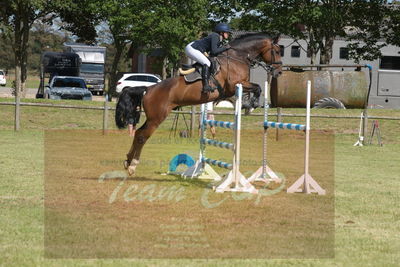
[115, 33, 283, 175]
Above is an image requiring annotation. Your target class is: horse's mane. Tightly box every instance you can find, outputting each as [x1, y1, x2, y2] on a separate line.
[229, 33, 273, 49]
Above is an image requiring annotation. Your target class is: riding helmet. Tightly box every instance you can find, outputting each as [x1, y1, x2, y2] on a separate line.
[214, 23, 232, 33]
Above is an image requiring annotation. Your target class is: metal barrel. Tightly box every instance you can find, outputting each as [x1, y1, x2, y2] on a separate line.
[271, 70, 368, 108]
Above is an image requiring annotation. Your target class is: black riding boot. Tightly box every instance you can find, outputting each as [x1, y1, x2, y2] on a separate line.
[201, 65, 213, 93]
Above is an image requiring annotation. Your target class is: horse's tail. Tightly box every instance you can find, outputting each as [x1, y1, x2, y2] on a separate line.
[115, 86, 147, 129]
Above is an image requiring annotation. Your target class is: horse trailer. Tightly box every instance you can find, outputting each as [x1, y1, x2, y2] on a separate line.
[63, 43, 106, 96]
[36, 52, 81, 99]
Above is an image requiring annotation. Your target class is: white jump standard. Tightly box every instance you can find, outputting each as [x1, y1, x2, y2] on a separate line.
[182, 84, 258, 194]
[249, 80, 325, 195]
[286, 81, 325, 195]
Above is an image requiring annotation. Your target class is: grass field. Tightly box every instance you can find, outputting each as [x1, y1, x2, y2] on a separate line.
[1, 72, 40, 89]
[1, 98, 400, 266]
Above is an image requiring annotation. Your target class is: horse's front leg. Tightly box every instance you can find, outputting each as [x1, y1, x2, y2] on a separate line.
[125, 120, 161, 176]
[241, 81, 262, 109]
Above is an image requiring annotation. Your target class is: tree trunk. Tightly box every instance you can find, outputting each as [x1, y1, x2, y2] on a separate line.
[308, 43, 317, 65]
[308, 29, 318, 65]
[162, 57, 168, 80]
[13, 16, 23, 99]
[20, 15, 30, 98]
[107, 39, 125, 101]
[319, 36, 334, 64]
[12, 3, 32, 98]
[14, 65, 21, 131]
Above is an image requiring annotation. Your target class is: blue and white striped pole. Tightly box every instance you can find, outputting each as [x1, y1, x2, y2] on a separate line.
[264, 121, 306, 130]
[201, 138, 234, 150]
[204, 120, 235, 129]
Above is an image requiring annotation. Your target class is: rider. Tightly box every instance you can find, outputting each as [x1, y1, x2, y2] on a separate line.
[185, 23, 232, 92]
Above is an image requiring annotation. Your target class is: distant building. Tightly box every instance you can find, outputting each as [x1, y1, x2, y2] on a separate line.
[131, 48, 164, 75]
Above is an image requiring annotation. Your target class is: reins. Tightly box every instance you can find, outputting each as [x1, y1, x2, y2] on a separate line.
[218, 51, 251, 66]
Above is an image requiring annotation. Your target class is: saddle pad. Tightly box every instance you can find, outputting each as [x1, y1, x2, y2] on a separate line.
[184, 71, 202, 83]
[183, 58, 220, 83]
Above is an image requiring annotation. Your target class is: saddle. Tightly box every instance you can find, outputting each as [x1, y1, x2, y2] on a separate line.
[179, 58, 220, 83]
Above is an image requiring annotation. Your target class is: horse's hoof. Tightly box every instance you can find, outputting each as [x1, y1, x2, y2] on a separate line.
[127, 166, 136, 176]
[127, 159, 139, 176]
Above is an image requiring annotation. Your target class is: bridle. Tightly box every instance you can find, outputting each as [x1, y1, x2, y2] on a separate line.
[218, 42, 282, 74]
[258, 43, 283, 72]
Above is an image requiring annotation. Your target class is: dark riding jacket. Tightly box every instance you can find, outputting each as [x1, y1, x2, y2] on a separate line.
[191, 32, 229, 56]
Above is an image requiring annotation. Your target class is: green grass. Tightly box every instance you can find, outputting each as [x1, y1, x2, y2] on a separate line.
[2, 73, 40, 89]
[0, 103, 400, 266]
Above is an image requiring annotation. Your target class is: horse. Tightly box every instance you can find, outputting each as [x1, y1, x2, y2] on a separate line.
[115, 33, 283, 175]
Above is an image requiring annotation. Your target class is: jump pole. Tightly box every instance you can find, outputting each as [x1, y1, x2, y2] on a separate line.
[287, 80, 326, 195]
[248, 81, 282, 184]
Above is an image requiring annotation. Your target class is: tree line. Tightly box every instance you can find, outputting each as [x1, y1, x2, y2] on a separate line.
[0, 22, 132, 75]
[1, 0, 399, 97]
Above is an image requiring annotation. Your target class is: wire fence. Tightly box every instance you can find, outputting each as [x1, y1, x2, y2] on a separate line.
[1, 101, 400, 137]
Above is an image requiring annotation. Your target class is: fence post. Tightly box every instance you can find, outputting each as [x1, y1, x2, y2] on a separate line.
[190, 105, 196, 137]
[103, 94, 109, 135]
[14, 67, 21, 131]
[15, 94, 21, 132]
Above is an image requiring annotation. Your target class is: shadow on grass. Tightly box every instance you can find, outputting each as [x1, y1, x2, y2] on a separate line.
[79, 175, 212, 188]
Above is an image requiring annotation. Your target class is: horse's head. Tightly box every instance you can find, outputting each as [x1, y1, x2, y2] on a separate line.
[229, 33, 283, 79]
[261, 36, 283, 78]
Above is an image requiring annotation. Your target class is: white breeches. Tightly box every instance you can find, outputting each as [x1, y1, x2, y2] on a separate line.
[185, 42, 211, 67]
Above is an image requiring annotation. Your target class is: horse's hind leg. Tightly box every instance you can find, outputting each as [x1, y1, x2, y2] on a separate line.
[125, 119, 161, 176]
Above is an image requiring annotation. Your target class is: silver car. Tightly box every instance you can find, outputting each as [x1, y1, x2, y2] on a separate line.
[45, 76, 92, 100]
